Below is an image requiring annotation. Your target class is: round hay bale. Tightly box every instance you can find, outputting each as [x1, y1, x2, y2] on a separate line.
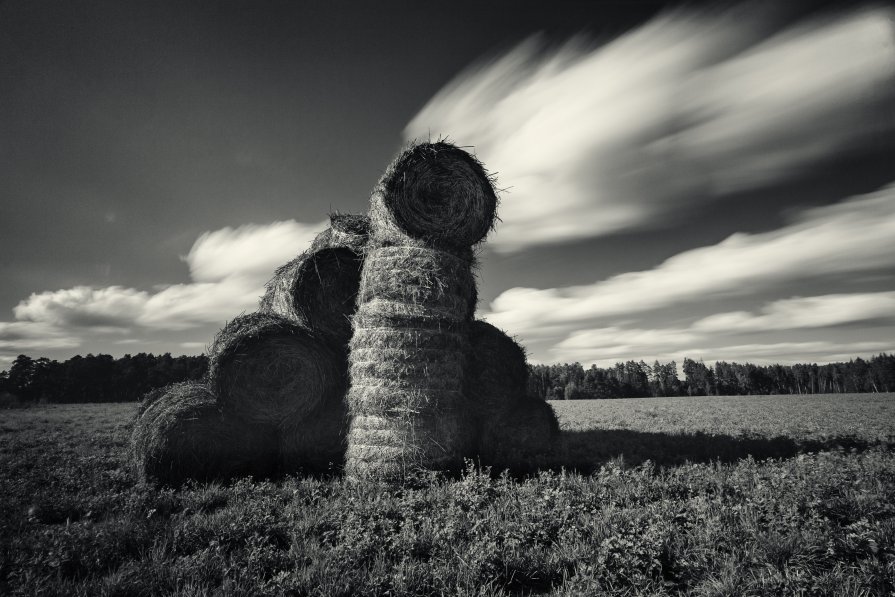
[207, 312, 341, 429]
[345, 407, 472, 480]
[279, 394, 349, 475]
[359, 246, 477, 319]
[345, 308, 476, 482]
[259, 226, 364, 346]
[329, 212, 370, 248]
[136, 385, 169, 417]
[352, 300, 471, 330]
[371, 141, 498, 249]
[467, 320, 528, 416]
[479, 398, 560, 473]
[129, 382, 278, 487]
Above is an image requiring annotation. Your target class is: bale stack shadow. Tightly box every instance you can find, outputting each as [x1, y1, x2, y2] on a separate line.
[129, 141, 561, 487]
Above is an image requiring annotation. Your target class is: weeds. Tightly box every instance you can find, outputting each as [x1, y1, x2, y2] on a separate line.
[1, 402, 894, 595]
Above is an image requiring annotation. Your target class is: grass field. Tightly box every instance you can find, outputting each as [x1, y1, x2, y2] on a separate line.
[1, 395, 894, 596]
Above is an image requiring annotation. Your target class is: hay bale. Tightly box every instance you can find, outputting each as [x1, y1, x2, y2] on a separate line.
[479, 398, 560, 473]
[345, 141, 496, 482]
[279, 392, 349, 475]
[359, 246, 477, 320]
[129, 382, 277, 487]
[136, 385, 169, 416]
[467, 320, 528, 416]
[329, 212, 370, 248]
[370, 141, 498, 250]
[466, 320, 560, 471]
[259, 220, 366, 346]
[207, 312, 341, 429]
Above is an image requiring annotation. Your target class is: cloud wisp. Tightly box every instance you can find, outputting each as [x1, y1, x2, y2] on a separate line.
[484, 183, 895, 338]
[693, 291, 895, 333]
[550, 290, 895, 366]
[407, 4, 895, 252]
[2, 219, 326, 358]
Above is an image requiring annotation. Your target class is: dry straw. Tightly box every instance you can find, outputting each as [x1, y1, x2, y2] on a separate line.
[207, 312, 341, 429]
[467, 320, 560, 470]
[482, 398, 560, 472]
[369, 141, 498, 250]
[279, 389, 349, 475]
[259, 213, 368, 347]
[129, 381, 277, 487]
[345, 141, 497, 481]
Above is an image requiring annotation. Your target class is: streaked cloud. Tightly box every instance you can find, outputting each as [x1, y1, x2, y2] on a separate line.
[14, 286, 146, 330]
[2, 220, 325, 353]
[484, 184, 895, 337]
[185, 220, 323, 283]
[693, 292, 895, 333]
[0, 321, 81, 352]
[407, 5, 895, 251]
[552, 332, 894, 367]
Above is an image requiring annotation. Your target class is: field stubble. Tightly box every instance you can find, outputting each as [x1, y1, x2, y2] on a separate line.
[0, 395, 893, 596]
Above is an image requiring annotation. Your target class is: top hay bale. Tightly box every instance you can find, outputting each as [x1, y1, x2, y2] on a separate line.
[370, 141, 498, 250]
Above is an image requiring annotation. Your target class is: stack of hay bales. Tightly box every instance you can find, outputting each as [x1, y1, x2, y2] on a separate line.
[129, 214, 368, 486]
[129, 141, 560, 487]
[344, 141, 557, 481]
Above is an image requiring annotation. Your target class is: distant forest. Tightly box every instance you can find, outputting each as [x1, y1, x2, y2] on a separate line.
[529, 354, 895, 400]
[1, 352, 894, 404]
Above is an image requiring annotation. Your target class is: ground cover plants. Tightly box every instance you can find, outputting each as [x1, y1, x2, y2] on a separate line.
[2, 396, 894, 596]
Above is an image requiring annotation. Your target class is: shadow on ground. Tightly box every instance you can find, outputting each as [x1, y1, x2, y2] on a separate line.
[543, 429, 888, 475]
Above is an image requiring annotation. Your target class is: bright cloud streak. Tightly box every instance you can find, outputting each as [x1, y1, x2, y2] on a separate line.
[552, 334, 894, 367]
[693, 292, 895, 333]
[407, 5, 895, 251]
[551, 289, 895, 366]
[484, 184, 895, 337]
[7, 219, 326, 339]
[0, 321, 81, 352]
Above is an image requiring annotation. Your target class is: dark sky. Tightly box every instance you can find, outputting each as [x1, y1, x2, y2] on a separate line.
[1, 0, 894, 368]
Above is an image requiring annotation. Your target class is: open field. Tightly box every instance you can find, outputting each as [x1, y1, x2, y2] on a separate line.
[553, 393, 895, 472]
[1, 397, 894, 596]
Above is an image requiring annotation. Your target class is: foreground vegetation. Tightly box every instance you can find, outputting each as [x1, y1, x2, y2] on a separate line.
[2, 397, 894, 596]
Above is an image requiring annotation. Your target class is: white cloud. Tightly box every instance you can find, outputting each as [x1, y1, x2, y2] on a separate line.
[14, 286, 147, 329]
[552, 333, 893, 367]
[484, 184, 895, 337]
[407, 5, 895, 251]
[0, 321, 81, 352]
[693, 292, 895, 333]
[1, 219, 326, 356]
[184, 220, 324, 283]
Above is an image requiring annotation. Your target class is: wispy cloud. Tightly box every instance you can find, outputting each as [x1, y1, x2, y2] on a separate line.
[484, 184, 895, 337]
[1, 219, 325, 358]
[693, 291, 895, 333]
[0, 321, 81, 352]
[407, 5, 895, 251]
[552, 332, 893, 367]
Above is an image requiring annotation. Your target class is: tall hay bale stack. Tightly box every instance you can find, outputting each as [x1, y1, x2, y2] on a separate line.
[468, 320, 560, 471]
[259, 213, 368, 348]
[207, 312, 342, 431]
[129, 381, 277, 487]
[345, 141, 498, 481]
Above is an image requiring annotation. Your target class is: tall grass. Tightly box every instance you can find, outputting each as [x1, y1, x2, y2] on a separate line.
[1, 401, 893, 596]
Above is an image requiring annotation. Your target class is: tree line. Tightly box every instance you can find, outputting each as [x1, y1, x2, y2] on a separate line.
[0, 353, 207, 404]
[2, 352, 894, 404]
[528, 354, 895, 400]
